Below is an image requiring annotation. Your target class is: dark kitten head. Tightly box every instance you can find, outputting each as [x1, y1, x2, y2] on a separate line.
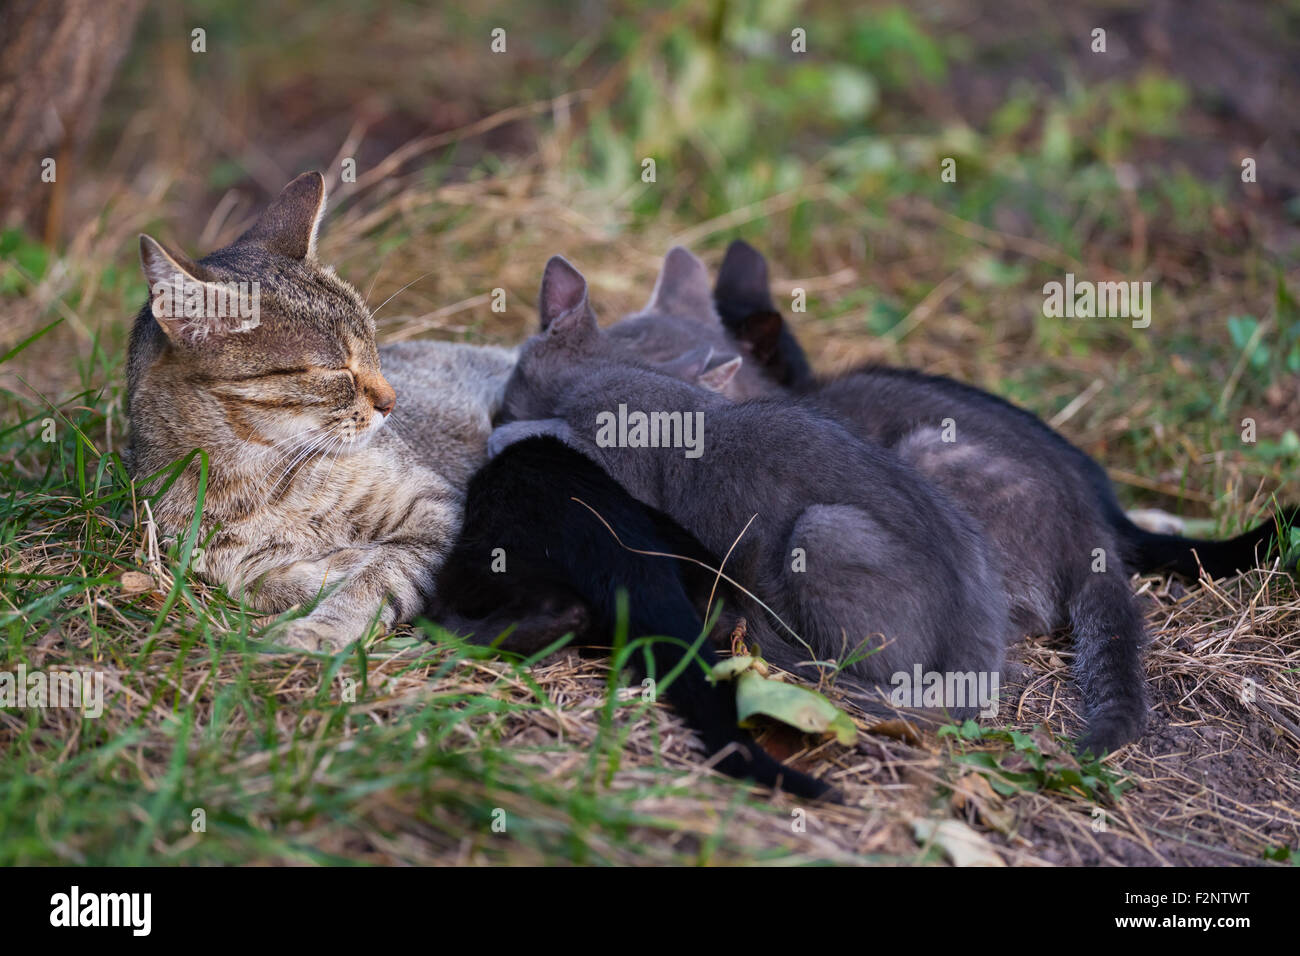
[604, 245, 774, 399]
[500, 255, 606, 422]
[501, 255, 743, 422]
[128, 172, 396, 466]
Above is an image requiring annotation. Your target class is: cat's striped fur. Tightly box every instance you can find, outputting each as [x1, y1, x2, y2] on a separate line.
[126, 172, 514, 650]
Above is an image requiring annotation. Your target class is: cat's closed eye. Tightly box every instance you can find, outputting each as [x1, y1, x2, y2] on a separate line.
[223, 367, 308, 381]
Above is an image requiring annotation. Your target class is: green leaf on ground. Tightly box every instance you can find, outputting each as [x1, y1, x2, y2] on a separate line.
[712, 652, 857, 744]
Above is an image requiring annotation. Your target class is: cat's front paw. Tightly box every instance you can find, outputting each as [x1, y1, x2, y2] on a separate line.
[270, 617, 356, 653]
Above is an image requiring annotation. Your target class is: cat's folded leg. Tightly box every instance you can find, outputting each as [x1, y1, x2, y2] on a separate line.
[254, 543, 442, 652]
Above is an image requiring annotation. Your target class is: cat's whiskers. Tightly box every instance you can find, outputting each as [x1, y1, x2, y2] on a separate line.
[236, 413, 328, 452]
[300, 431, 343, 483]
[269, 439, 327, 489]
[316, 433, 349, 488]
[230, 426, 284, 461]
[236, 424, 325, 468]
[265, 431, 337, 496]
[362, 256, 392, 309]
[254, 430, 330, 483]
[369, 270, 434, 324]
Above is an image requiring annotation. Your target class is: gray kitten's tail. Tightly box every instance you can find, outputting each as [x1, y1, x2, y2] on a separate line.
[1068, 571, 1147, 755]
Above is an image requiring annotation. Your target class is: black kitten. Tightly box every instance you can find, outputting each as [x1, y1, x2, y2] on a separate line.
[426, 434, 831, 800]
[711, 239, 816, 390]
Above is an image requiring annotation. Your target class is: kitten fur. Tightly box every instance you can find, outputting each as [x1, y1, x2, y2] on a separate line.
[127, 171, 514, 651]
[608, 244, 1146, 751]
[607, 241, 1296, 752]
[492, 255, 1014, 721]
[429, 434, 831, 798]
[706, 241, 1295, 580]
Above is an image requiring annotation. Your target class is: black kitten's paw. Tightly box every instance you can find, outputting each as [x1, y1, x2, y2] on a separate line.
[715, 744, 837, 801]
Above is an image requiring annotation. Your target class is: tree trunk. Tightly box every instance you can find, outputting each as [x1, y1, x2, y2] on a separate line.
[0, 0, 145, 243]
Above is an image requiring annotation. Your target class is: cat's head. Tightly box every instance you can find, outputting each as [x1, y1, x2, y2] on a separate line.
[129, 172, 396, 464]
[604, 243, 803, 399]
[500, 255, 743, 422]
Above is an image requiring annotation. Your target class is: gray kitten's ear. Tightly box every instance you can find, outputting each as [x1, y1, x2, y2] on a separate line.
[698, 355, 742, 393]
[644, 246, 715, 321]
[653, 345, 714, 381]
[139, 234, 227, 344]
[539, 255, 597, 338]
[714, 239, 775, 312]
[237, 170, 327, 260]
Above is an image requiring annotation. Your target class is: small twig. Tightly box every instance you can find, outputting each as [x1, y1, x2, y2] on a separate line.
[1106, 468, 1217, 505]
[1217, 314, 1272, 417]
[569, 496, 811, 654]
[1048, 378, 1105, 429]
[703, 512, 757, 631]
[886, 271, 965, 343]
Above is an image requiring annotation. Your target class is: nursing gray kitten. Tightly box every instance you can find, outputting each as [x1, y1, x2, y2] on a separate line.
[492, 255, 1013, 716]
[602, 242, 1284, 753]
[127, 171, 515, 651]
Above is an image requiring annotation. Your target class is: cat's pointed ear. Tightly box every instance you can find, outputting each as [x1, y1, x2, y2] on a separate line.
[139, 234, 227, 344]
[140, 234, 208, 290]
[645, 246, 715, 321]
[734, 308, 786, 363]
[715, 239, 776, 314]
[653, 345, 715, 381]
[698, 354, 742, 393]
[237, 171, 327, 260]
[539, 255, 598, 339]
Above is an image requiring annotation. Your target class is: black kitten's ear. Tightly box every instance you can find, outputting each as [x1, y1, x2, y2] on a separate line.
[645, 246, 715, 321]
[735, 309, 786, 362]
[539, 255, 597, 338]
[237, 171, 327, 260]
[715, 239, 776, 313]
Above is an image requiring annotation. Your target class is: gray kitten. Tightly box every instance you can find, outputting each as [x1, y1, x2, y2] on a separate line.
[492, 255, 1013, 719]
[603, 243, 1163, 753]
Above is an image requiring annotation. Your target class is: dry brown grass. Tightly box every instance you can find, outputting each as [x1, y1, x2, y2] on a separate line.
[7, 408, 1297, 865]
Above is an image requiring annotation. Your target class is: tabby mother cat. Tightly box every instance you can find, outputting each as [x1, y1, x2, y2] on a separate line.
[127, 171, 515, 651]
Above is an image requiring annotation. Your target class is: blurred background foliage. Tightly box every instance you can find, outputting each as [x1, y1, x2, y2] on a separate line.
[3, 0, 1299, 517]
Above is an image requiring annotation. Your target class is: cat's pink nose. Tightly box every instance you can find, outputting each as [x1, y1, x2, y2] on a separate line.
[363, 374, 397, 415]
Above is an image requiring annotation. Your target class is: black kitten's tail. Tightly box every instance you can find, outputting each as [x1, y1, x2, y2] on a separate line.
[621, 598, 830, 800]
[1115, 505, 1298, 579]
